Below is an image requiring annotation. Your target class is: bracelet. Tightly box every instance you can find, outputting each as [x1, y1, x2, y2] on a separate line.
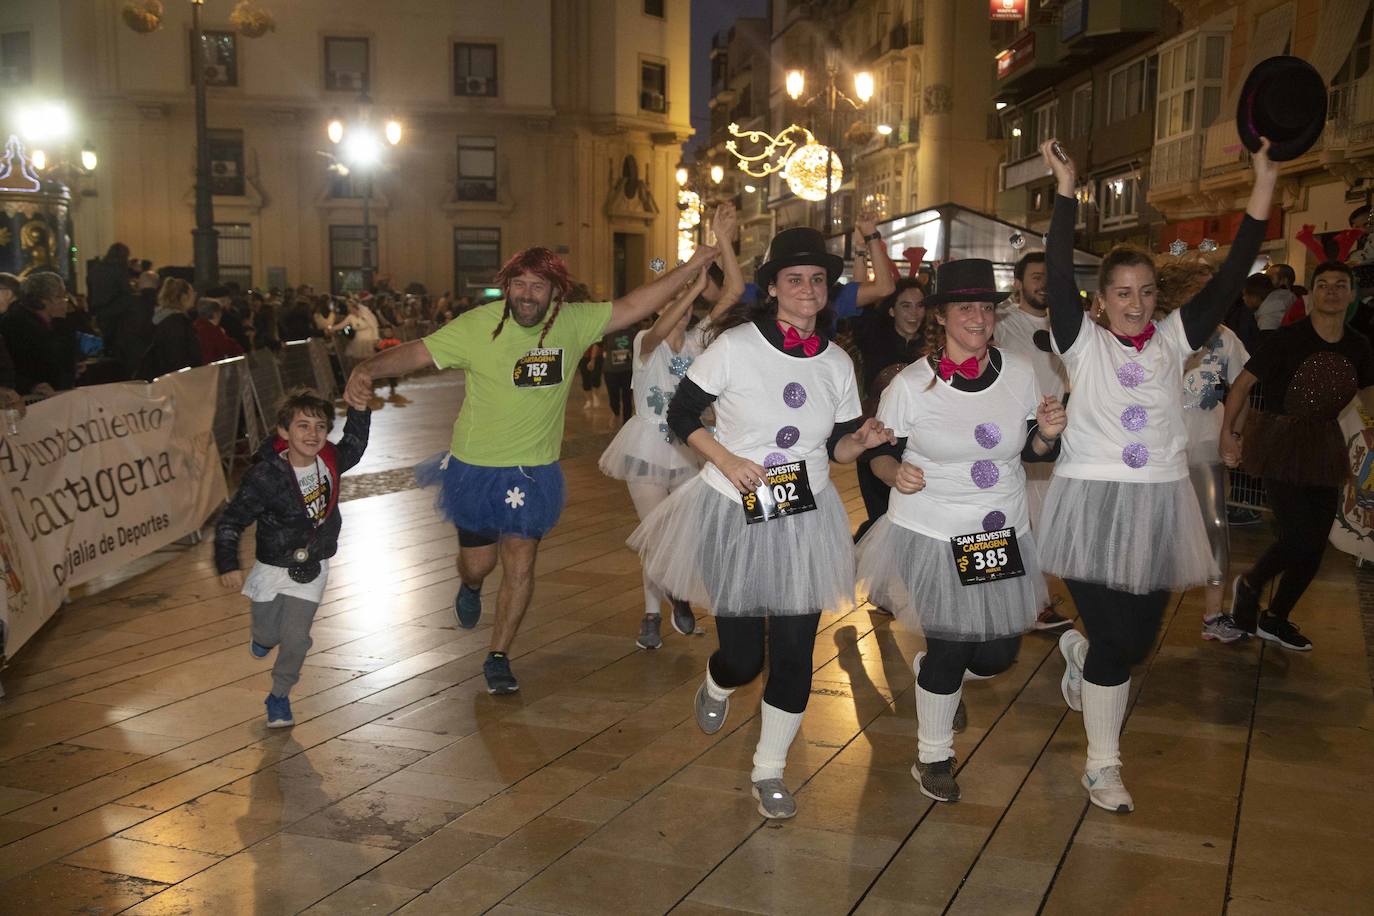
[863, 231, 882, 242]
[1035, 429, 1059, 447]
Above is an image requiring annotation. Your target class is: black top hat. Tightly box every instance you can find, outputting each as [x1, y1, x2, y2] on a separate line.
[924, 259, 1010, 307]
[755, 227, 845, 292]
[1237, 56, 1328, 163]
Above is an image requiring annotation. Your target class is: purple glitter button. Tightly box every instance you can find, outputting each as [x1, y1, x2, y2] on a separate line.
[1116, 361, 1145, 388]
[775, 426, 800, 448]
[982, 510, 1007, 532]
[763, 452, 788, 468]
[783, 382, 807, 408]
[971, 459, 999, 489]
[974, 422, 1003, 449]
[1122, 443, 1150, 469]
[1120, 404, 1148, 432]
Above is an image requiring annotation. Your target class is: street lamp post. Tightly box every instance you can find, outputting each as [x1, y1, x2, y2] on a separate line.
[189, 0, 219, 290]
[325, 105, 401, 292]
[786, 48, 873, 234]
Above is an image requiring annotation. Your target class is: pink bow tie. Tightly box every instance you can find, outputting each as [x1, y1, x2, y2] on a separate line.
[781, 324, 820, 357]
[1119, 323, 1156, 351]
[937, 355, 980, 381]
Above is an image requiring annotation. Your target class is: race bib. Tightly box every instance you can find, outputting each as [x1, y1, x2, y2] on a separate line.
[950, 527, 1026, 586]
[512, 348, 564, 387]
[741, 461, 817, 525]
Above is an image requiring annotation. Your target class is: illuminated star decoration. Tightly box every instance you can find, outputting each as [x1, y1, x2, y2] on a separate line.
[649, 257, 666, 274]
[1198, 238, 1218, 253]
[1169, 238, 1189, 257]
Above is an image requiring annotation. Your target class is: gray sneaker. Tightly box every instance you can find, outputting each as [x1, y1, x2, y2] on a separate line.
[912, 757, 960, 803]
[670, 599, 698, 636]
[694, 680, 729, 734]
[635, 614, 662, 650]
[1201, 613, 1251, 644]
[751, 778, 797, 819]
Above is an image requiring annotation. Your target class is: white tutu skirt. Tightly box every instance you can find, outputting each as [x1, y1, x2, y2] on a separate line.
[1038, 475, 1219, 594]
[627, 474, 856, 616]
[1024, 461, 1053, 531]
[598, 417, 700, 487]
[856, 518, 1044, 641]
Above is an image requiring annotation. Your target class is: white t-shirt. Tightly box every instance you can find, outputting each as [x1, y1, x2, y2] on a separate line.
[630, 327, 705, 425]
[1053, 310, 1196, 483]
[878, 350, 1042, 539]
[687, 323, 862, 500]
[1180, 325, 1248, 466]
[1254, 289, 1294, 331]
[995, 305, 1069, 400]
[242, 458, 333, 604]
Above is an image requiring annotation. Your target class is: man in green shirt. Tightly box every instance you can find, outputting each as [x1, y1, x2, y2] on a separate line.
[344, 243, 718, 694]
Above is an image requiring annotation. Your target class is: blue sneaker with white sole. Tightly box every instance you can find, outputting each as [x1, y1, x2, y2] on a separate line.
[265, 693, 294, 728]
[250, 640, 270, 658]
[455, 584, 482, 629]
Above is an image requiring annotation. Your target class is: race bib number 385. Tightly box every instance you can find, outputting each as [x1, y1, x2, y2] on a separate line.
[950, 527, 1026, 586]
[741, 461, 818, 525]
[513, 348, 564, 387]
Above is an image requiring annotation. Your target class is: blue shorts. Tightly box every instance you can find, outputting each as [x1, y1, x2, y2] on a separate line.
[414, 453, 565, 541]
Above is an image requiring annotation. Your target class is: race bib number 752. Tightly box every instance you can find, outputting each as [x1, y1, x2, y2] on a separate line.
[512, 348, 564, 387]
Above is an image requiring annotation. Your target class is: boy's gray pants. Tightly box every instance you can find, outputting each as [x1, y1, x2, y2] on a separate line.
[251, 594, 320, 697]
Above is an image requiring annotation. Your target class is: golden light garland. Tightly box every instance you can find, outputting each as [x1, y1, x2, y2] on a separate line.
[677, 188, 702, 264]
[783, 141, 843, 202]
[726, 122, 843, 202]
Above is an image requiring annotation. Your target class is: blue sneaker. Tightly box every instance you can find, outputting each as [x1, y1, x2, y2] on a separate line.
[265, 693, 294, 728]
[250, 640, 270, 658]
[455, 584, 482, 629]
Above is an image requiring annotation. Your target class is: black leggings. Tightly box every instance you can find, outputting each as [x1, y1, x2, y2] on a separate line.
[605, 373, 633, 418]
[852, 459, 891, 543]
[709, 613, 821, 714]
[917, 635, 1021, 695]
[1064, 579, 1169, 687]
[1245, 479, 1339, 621]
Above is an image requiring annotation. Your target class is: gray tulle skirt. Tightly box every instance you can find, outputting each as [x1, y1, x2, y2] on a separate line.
[856, 517, 1044, 641]
[627, 474, 857, 616]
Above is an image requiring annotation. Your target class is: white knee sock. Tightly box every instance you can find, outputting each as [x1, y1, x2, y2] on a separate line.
[751, 702, 803, 782]
[916, 684, 962, 764]
[705, 667, 734, 703]
[642, 571, 664, 616]
[1082, 679, 1130, 771]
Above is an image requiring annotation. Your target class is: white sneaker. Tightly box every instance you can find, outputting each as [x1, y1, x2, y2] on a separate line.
[1082, 765, 1134, 813]
[1059, 630, 1086, 713]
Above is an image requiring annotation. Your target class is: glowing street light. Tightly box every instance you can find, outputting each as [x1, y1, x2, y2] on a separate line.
[327, 118, 344, 143]
[12, 100, 74, 144]
[853, 71, 874, 104]
[876, 124, 893, 136]
[30, 149, 47, 170]
[675, 166, 689, 186]
[80, 145, 98, 170]
[710, 164, 725, 184]
[786, 70, 805, 101]
[384, 119, 402, 146]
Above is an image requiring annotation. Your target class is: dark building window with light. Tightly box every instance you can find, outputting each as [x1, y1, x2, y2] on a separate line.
[191, 30, 238, 87]
[455, 43, 498, 97]
[216, 223, 252, 290]
[457, 137, 498, 201]
[330, 225, 379, 294]
[454, 228, 501, 297]
[324, 37, 369, 93]
[640, 60, 667, 113]
[644, 0, 665, 17]
[0, 31, 33, 88]
[207, 129, 245, 197]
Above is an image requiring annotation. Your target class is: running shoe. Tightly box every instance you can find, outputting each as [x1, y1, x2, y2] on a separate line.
[1058, 630, 1086, 713]
[635, 614, 662, 650]
[669, 598, 697, 636]
[455, 583, 482, 629]
[694, 680, 728, 734]
[250, 640, 271, 659]
[1201, 613, 1251, 644]
[483, 652, 520, 694]
[1230, 575, 1260, 633]
[1083, 765, 1133, 813]
[1256, 613, 1312, 651]
[265, 693, 294, 728]
[912, 758, 960, 803]
[751, 778, 797, 819]
[1034, 597, 1073, 631]
[1226, 506, 1263, 526]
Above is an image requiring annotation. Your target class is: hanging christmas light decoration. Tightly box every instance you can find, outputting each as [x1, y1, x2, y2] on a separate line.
[230, 1, 276, 38]
[677, 187, 703, 264]
[782, 140, 843, 202]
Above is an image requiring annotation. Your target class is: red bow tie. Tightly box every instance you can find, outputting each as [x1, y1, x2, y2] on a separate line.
[781, 324, 820, 357]
[1119, 323, 1156, 352]
[937, 355, 980, 381]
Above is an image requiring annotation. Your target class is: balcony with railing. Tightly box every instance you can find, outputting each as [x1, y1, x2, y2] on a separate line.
[1150, 133, 1204, 190]
[1326, 73, 1374, 149]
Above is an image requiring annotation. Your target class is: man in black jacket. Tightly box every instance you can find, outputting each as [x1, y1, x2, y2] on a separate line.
[214, 390, 371, 727]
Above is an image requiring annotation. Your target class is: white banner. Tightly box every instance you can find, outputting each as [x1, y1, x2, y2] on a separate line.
[0, 365, 228, 657]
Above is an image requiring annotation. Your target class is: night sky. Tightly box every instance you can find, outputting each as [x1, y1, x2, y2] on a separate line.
[689, 0, 768, 153]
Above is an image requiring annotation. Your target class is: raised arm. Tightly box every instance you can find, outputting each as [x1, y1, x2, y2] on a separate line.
[710, 204, 744, 321]
[640, 269, 707, 358]
[1179, 139, 1279, 349]
[606, 244, 720, 334]
[1040, 139, 1085, 353]
[853, 213, 896, 308]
